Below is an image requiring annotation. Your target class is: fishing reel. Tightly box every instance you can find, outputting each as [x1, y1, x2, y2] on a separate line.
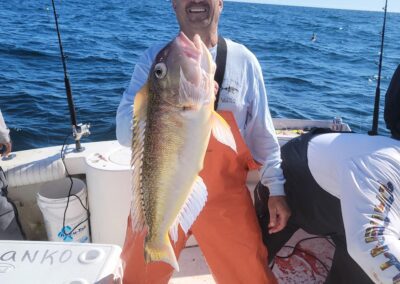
[73, 123, 91, 140]
[72, 123, 91, 152]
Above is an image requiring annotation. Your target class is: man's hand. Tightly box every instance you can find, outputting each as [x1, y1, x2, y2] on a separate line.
[268, 196, 291, 234]
[0, 142, 11, 158]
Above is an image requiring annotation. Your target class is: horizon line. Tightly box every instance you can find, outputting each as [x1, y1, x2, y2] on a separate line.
[224, 0, 400, 14]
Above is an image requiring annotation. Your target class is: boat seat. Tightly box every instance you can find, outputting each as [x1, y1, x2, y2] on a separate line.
[384, 64, 400, 140]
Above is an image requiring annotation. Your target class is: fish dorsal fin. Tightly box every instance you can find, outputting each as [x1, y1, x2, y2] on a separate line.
[134, 82, 149, 120]
[211, 112, 237, 153]
[169, 176, 207, 242]
[130, 83, 149, 233]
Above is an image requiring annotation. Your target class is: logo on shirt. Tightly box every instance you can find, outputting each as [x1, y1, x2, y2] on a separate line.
[219, 80, 240, 104]
[364, 181, 400, 283]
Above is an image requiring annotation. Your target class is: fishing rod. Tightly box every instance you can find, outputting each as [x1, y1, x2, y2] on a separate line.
[50, 0, 90, 151]
[368, 0, 388, 136]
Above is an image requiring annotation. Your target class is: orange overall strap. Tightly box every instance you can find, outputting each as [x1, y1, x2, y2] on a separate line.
[191, 111, 277, 284]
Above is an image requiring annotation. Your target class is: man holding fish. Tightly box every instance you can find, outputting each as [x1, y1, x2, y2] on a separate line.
[116, 0, 290, 283]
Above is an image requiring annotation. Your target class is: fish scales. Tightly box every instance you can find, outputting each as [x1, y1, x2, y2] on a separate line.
[142, 100, 187, 236]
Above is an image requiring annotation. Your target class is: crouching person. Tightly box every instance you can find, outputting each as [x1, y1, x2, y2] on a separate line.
[256, 128, 400, 283]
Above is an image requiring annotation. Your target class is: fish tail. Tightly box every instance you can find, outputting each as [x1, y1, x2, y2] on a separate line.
[144, 235, 179, 271]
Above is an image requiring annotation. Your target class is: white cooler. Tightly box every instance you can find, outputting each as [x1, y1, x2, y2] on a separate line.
[0, 241, 122, 284]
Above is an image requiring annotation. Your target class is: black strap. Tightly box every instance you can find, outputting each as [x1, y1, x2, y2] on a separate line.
[214, 36, 227, 110]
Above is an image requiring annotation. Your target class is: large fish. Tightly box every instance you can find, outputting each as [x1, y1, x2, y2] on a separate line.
[130, 32, 236, 271]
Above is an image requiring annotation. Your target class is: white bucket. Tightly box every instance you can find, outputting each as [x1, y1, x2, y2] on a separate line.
[37, 178, 91, 243]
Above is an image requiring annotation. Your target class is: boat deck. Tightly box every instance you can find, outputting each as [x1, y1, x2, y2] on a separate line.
[171, 229, 334, 283]
[171, 242, 213, 283]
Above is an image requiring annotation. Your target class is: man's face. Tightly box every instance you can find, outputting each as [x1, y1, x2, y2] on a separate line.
[172, 0, 223, 32]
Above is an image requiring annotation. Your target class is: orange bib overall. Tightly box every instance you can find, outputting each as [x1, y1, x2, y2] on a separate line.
[121, 111, 277, 284]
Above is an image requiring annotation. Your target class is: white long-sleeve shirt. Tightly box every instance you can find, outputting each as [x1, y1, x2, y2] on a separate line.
[308, 133, 400, 283]
[0, 110, 10, 145]
[116, 38, 285, 196]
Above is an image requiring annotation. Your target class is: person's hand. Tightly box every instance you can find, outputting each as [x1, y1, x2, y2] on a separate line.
[268, 195, 291, 234]
[0, 142, 11, 158]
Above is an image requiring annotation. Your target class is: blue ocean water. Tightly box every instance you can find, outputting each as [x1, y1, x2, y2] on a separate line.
[0, 0, 399, 151]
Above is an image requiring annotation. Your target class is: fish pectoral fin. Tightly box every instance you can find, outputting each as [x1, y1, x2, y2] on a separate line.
[133, 82, 149, 120]
[211, 112, 237, 153]
[144, 235, 180, 271]
[170, 176, 207, 243]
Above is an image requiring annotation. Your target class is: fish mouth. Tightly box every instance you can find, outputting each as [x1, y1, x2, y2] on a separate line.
[175, 32, 214, 105]
[176, 32, 202, 65]
[175, 32, 204, 87]
[175, 32, 214, 77]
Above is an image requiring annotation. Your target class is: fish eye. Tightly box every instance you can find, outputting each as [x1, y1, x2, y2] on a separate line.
[154, 63, 167, 79]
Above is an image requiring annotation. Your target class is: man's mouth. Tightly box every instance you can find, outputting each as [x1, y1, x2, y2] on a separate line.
[188, 7, 207, 13]
[186, 3, 209, 14]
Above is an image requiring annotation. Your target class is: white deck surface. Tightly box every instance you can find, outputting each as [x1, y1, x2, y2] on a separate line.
[171, 244, 214, 284]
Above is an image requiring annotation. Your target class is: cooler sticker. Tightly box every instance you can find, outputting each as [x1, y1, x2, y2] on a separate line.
[58, 226, 73, 242]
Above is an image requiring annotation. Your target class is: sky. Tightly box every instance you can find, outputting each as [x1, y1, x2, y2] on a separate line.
[225, 0, 400, 13]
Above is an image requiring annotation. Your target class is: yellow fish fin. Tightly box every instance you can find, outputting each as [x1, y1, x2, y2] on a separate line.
[211, 111, 237, 153]
[144, 235, 180, 271]
[133, 82, 149, 120]
[169, 176, 207, 243]
[130, 83, 149, 233]
[130, 120, 147, 232]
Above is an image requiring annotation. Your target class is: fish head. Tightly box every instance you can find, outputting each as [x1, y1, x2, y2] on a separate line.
[149, 32, 216, 110]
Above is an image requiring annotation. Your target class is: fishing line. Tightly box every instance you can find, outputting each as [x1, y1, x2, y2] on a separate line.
[270, 236, 335, 276]
[60, 134, 91, 239]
